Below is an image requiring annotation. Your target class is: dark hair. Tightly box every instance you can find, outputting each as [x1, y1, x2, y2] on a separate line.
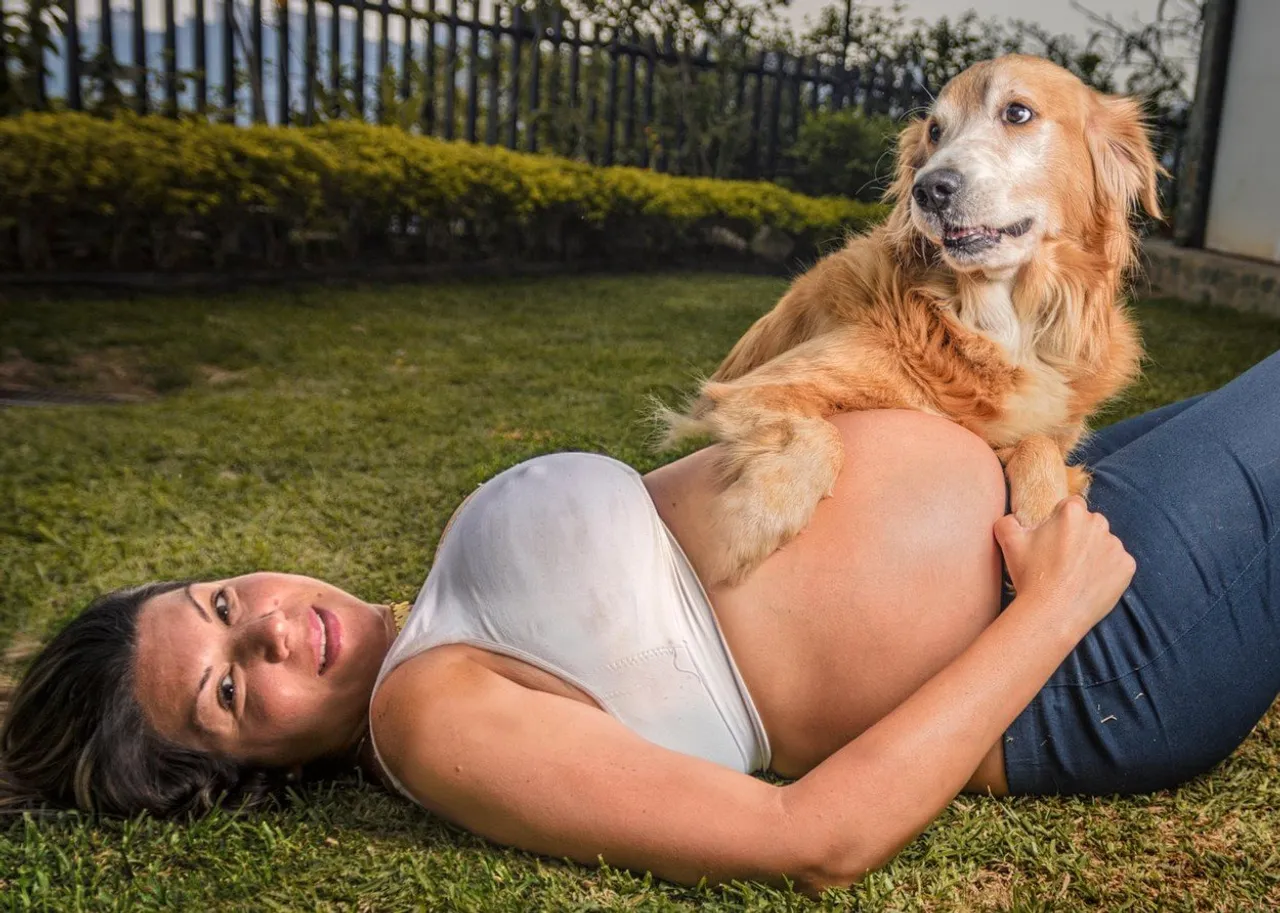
[0, 582, 292, 817]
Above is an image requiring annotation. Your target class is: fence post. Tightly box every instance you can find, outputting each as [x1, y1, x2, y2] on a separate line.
[640, 32, 656, 168]
[303, 0, 316, 122]
[377, 0, 390, 120]
[277, 0, 290, 123]
[567, 16, 579, 112]
[788, 54, 804, 144]
[485, 3, 500, 144]
[442, 0, 456, 138]
[66, 0, 82, 110]
[603, 27, 618, 165]
[223, 0, 235, 120]
[421, 0, 435, 133]
[132, 0, 145, 113]
[328, 0, 339, 113]
[765, 49, 785, 179]
[657, 29, 673, 173]
[398, 0, 412, 102]
[746, 49, 765, 178]
[99, 0, 115, 71]
[23, 0, 46, 109]
[250, 0, 265, 119]
[546, 9, 562, 152]
[584, 22, 597, 163]
[353, 0, 365, 117]
[504, 5, 521, 149]
[164, 0, 177, 115]
[621, 27, 636, 163]
[526, 11, 541, 152]
[195, 0, 208, 114]
[463, 1, 479, 141]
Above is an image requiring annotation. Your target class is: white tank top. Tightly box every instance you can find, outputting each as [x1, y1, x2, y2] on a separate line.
[370, 452, 771, 784]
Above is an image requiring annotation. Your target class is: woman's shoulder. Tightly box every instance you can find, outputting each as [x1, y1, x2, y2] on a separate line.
[367, 645, 497, 793]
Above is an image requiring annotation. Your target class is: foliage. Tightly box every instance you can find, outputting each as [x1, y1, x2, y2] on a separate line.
[775, 108, 897, 202]
[0, 112, 887, 272]
[0, 0, 65, 116]
[1067, 0, 1205, 115]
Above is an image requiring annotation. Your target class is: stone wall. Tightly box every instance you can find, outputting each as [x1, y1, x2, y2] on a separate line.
[1142, 238, 1280, 319]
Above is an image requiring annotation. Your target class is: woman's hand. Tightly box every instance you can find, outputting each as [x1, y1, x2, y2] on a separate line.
[994, 495, 1135, 631]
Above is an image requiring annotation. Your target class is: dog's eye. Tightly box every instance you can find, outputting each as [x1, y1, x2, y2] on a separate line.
[928, 121, 942, 144]
[1003, 103, 1034, 125]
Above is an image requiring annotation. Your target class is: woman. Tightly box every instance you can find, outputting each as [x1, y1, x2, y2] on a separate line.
[3, 350, 1278, 894]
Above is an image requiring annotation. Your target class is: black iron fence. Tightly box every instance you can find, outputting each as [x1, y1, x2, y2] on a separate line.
[3, 0, 950, 180]
[2, 0, 1189, 204]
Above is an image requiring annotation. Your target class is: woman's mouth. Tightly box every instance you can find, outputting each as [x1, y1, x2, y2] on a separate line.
[314, 607, 342, 674]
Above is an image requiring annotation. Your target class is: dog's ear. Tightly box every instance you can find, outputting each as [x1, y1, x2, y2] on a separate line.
[1088, 94, 1164, 220]
[887, 117, 929, 206]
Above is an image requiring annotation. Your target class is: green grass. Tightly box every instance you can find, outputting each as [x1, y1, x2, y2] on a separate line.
[3, 274, 1280, 911]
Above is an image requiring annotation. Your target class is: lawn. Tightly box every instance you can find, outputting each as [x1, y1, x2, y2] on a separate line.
[2, 273, 1280, 911]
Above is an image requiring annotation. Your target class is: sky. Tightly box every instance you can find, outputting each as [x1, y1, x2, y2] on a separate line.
[781, 0, 1200, 92]
[782, 0, 1172, 39]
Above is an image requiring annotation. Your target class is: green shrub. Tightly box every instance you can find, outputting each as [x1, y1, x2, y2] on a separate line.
[776, 109, 899, 203]
[0, 113, 890, 272]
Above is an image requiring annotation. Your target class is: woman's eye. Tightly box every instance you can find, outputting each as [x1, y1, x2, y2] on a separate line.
[218, 672, 236, 711]
[928, 121, 942, 144]
[1004, 103, 1034, 125]
[214, 590, 230, 624]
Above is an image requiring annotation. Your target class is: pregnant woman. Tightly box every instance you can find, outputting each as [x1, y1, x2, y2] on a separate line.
[3, 351, 1278, 893]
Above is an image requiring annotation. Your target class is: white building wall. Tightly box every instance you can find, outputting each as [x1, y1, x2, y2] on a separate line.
[1204, 0, 1280, 262]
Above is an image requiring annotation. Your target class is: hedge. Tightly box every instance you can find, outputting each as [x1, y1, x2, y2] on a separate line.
[0, 113, 890, 274]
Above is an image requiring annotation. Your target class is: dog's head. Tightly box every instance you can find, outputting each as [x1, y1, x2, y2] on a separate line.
[888, 55, 1162, 275]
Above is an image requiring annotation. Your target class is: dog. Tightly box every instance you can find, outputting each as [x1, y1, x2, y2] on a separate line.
[661, 55, 1161, 585]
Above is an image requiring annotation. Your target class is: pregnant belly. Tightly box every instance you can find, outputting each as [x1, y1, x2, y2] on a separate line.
[705, 410, 1010, 779]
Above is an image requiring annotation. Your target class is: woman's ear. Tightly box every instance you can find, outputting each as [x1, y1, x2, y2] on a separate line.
[1088, 94, 1164, 220]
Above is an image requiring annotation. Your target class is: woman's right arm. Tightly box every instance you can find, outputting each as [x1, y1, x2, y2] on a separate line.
[370, 497, 1133, 894]
[780, 497, 1135, 887]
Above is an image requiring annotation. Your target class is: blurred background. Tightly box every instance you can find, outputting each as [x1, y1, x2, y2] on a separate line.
[0, 0, 1202, 201]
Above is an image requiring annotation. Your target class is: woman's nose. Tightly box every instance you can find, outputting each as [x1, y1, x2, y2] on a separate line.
[240, 613, 291, 663]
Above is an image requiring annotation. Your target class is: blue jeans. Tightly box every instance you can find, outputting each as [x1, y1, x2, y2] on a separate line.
[1002, 349, 1280, 795]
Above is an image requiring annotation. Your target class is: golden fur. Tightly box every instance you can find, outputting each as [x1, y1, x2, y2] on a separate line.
[662, 55, 1162, 584]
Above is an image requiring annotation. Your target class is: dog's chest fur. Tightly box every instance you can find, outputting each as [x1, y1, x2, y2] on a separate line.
[949, 277, 1074, 446]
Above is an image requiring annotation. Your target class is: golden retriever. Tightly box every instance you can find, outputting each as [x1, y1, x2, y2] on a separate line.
[662, 54, 1162, 585]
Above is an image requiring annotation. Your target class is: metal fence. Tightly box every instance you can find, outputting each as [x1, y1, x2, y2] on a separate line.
[2, 0, 1189, 200]
[2, 0, 950, 180]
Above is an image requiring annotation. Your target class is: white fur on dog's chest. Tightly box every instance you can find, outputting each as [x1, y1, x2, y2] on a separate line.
[965, 279, 1024, 358]
[962, 279, 1072, 445]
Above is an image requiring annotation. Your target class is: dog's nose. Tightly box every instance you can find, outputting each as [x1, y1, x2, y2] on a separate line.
[912, 169, 963, 213]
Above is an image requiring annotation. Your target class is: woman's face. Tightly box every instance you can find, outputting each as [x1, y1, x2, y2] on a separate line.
[133, 572, 397, 768]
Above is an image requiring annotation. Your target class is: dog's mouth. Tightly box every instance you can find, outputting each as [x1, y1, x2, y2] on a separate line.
[941, 218, 1034, 254]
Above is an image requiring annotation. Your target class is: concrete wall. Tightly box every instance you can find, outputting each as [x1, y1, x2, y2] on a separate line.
[1144, 238, 1280, 319]
[1204, 0, 1280, 263]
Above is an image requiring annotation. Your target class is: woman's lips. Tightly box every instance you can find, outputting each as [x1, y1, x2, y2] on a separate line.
[315, 607, 342, 674]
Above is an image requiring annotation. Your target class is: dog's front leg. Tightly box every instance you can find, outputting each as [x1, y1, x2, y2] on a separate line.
[666, 334, 925, 585]
[998, 434, 1078, 528]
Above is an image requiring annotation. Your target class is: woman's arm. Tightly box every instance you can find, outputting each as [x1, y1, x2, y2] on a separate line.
[782, 497, 1135, 887]
[780, 578, 1085, 887]
[371, 498, 1132, 894]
